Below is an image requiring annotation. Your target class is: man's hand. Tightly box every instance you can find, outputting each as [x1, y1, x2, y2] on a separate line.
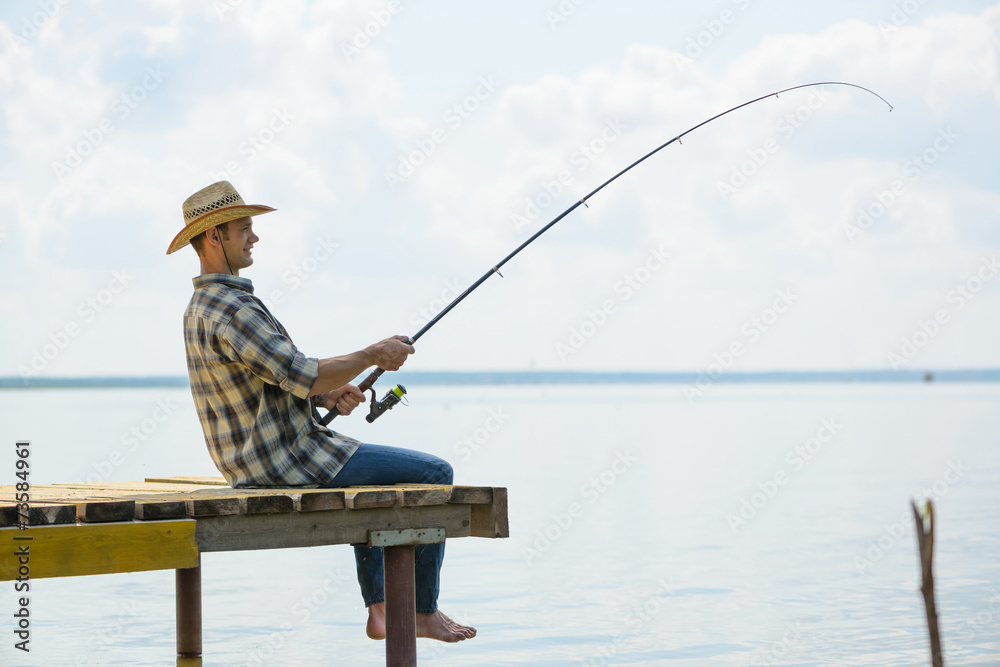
[317, 384, 366, 416]
[366, 335, 415, 371]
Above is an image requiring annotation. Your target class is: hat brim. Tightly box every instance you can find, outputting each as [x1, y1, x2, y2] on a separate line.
[167, 204, 276, 255]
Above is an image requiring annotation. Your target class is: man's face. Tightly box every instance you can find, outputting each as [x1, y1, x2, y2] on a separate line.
[219, 217, 259, 270]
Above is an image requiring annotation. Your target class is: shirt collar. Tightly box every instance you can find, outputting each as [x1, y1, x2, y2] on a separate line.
[192, 273, 255, 294]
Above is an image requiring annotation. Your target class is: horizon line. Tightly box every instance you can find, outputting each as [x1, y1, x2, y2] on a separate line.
[2, 368, 999, 389]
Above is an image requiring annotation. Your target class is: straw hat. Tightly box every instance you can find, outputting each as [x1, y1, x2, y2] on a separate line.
[167, 181, 276, 254]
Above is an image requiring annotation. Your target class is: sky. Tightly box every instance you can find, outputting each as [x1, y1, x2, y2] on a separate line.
[0, 0, 998, 378]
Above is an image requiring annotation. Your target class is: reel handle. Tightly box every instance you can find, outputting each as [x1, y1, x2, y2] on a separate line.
[318, 368, 385, 426]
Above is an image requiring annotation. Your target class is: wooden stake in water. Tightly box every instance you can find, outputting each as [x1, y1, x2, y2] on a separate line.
[911, 499, 944, 667]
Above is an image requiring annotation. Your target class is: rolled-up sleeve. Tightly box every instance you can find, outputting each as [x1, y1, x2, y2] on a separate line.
[221, 304, 319, 399]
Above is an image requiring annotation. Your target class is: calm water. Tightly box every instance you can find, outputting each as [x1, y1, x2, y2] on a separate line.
[1, 382, 998, 666]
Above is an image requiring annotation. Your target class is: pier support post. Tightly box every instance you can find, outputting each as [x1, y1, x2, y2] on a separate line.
[176, 555, 202, 658]
[384, 545, 417, 667]
[369, 527, 446, 667]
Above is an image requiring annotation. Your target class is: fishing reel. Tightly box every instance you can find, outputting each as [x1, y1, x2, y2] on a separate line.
[365, 384, 408, 423]
[318, 368, 407, 426]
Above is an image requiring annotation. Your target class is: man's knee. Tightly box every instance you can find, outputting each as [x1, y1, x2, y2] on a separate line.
[434, 459, 454, 485]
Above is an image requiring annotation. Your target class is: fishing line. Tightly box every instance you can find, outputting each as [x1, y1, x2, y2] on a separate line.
[321, 81, 892, 425]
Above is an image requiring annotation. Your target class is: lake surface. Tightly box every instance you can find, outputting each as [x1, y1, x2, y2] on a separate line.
[1, 382, 998, 666]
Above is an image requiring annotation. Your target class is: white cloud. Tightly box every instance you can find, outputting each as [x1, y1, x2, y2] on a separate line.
[0, 2, 997, 375]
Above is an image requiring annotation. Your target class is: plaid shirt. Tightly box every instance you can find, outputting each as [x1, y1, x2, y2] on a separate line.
[183, 274, 361, 487]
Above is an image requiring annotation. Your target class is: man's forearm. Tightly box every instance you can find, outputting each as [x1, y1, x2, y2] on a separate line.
[308, 349, 375, 397]
[308, 335, 414, 397]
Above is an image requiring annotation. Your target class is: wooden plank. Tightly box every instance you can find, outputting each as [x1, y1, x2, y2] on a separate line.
[0, 520, 198, 580]
[51, 481, 232, 492]
[5, 486, 234, 500]
[397, 486, 452, 507]
[470, 487, 508, 538]
[346, 489, 398, 509]
[145, 476, 228, 486]
[48, 490, 192, 522]
[0, 501, 77, 528]
[369, 527, 446, 547]
[242, 494, 295, 515]
[1, 484, 496, 503]
[0, 487, 142, 501]
[30, 503, 79, 526]
[196, 505, 472, 552]
[0, 489, 169, 506]
[135, 500, 188, 521]
[1, 489, 279, 521]
[185, 497, 241, 518]
[449, 486, 494, 505]
[3, 493, 140, 524]
[77, 500, 136, 523]
[50, 486, 299, 501]
[174, 488, 294, 503]
[30, 490, 236, 519]
[298, 490, 346, 512]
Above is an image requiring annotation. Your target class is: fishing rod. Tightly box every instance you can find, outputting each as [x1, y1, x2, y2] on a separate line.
[320, 81, 892, 426]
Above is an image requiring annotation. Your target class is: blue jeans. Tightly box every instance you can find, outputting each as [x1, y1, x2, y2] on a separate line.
[321, 443, 454, 614]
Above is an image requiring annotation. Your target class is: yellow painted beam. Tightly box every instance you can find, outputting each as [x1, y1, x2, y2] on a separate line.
[0, 520, 198, 581]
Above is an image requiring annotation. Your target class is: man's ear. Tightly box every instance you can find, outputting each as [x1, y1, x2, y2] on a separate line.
[206, 227, 220, 247]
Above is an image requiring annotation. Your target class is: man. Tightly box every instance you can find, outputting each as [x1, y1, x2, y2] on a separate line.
[167, 180, 475, 643]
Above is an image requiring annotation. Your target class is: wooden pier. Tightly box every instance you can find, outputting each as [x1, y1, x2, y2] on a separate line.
[0, 477, 508, 666]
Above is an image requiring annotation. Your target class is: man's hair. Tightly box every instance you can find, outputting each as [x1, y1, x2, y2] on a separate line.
[189, 221, 231, 255]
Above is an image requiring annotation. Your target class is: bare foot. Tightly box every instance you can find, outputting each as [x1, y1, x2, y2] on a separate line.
[416, 611, 477, 642]
[367, 603, 386, 640]
[366, 603, 476, 642]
